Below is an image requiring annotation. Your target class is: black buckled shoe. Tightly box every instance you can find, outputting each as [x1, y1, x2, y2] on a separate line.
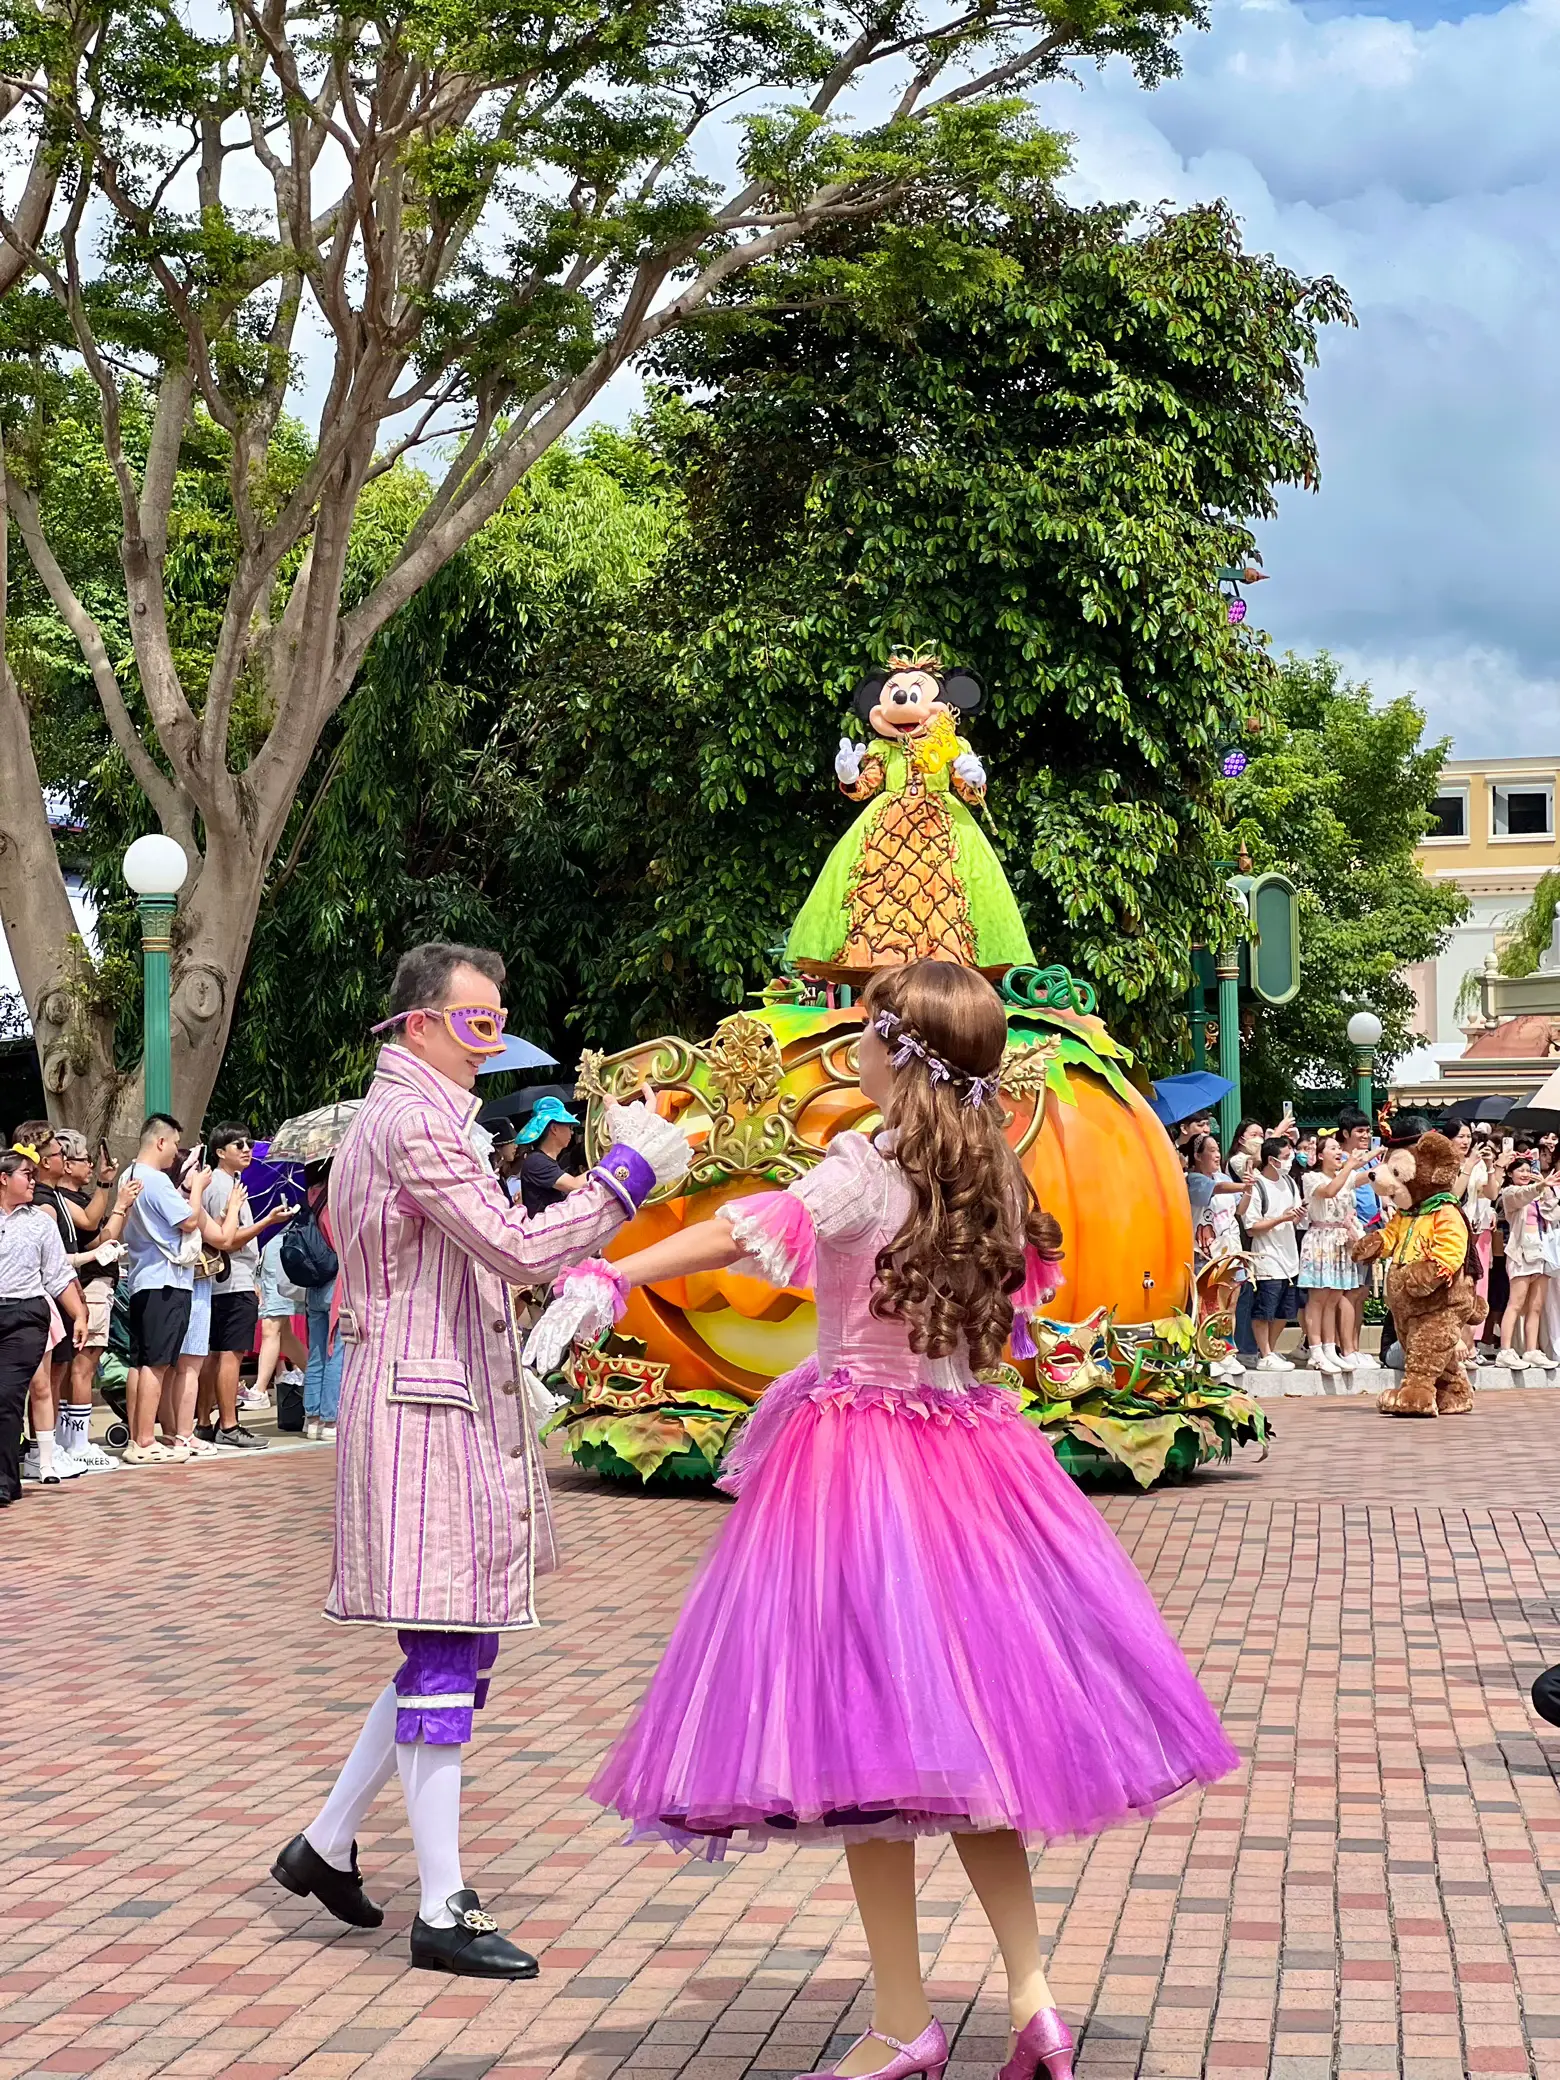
[410, 1890, 539, 1977]
[271, 1832, 384, 1928]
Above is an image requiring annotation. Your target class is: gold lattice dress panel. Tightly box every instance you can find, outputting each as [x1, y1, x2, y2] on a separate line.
[841, 789, 976, 967]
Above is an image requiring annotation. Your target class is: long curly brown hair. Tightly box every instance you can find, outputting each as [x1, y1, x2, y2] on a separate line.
[861, 962, 1064, 1371]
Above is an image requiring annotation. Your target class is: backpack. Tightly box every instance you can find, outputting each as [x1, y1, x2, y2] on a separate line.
[280, 1206, 338, 1289]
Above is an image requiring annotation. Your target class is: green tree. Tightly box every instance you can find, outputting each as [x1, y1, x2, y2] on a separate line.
[1221, 653, 1467, 1117]
[171, 192, 1351, 1111]
[2, 0, 1198, 1136]
[501, 197, 1349, 1056]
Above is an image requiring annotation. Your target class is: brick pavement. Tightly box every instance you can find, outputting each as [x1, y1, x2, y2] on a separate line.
[5, 1396, 1560, 2079]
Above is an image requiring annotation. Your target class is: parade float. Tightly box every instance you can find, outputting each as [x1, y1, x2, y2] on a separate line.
[543, 657, 1268, 1489]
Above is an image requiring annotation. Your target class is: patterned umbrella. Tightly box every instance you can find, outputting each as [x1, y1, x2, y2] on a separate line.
[266, 1099, 363, 1164]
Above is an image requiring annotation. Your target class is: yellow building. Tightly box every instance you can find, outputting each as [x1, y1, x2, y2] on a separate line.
[1407, 755, 1560, 1044]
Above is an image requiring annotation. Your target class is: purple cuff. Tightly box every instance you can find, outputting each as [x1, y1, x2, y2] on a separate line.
[591, 1143, 656, 1216]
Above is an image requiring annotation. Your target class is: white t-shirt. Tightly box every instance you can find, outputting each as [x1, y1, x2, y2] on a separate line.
[1245, 1169, 1302, 1281]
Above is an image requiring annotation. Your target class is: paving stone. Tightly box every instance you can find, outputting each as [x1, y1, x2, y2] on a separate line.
[11, 1392, 1560, 2077]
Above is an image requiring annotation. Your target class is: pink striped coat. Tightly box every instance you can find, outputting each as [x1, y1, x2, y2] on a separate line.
[325, 1045, 627, 1632]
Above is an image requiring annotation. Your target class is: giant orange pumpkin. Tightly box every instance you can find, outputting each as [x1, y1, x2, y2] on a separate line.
[579, 999, 1190, 1403]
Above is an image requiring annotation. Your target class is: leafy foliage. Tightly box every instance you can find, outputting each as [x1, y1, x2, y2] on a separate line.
[1490, 871, 1560, 980]
[5, 0, 1210, 1132]
[1221, 654, 1468, 1116]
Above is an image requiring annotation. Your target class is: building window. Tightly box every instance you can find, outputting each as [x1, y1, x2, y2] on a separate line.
[1492, 782, 1554, 839]
[1427, 790, 1467, 840]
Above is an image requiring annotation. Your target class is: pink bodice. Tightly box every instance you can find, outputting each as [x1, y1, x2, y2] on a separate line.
[726, 1133, 977, 1392]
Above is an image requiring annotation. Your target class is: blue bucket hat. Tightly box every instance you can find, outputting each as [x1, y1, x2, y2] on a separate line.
[516, 1095, 578, 1145]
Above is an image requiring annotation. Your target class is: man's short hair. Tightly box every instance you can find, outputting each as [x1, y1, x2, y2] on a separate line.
[210, 1121, 252, 1154]
[12, 1118, 55, 1152]
[387, 942, 505, 1019]
[54, 1128, 89, 1161]
[1336, 1105, 1370, 1136]
[140, 1112, 182, 1144]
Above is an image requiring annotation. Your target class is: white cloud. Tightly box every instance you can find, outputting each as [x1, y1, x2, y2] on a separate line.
[1043, 0, 1560, 754]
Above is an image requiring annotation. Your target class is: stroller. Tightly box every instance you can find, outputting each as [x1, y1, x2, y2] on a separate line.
[96, 1288, 133, 1450]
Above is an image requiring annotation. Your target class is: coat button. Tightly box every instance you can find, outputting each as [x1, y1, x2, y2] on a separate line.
[517, 1506, 531, 1520]
[510, 1444, 525, 1460]
[491, 1318, 506, 1333]
[502, 1379, 517, 1396]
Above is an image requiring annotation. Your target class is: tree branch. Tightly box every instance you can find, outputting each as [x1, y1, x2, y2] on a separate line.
[7, 480, 197, 855]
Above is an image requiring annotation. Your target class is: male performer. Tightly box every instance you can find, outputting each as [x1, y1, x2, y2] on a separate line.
[271, 941, 689, 1976]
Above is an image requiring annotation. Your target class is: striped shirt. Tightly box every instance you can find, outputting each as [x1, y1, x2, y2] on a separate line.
[0, 1205, 76, 1301]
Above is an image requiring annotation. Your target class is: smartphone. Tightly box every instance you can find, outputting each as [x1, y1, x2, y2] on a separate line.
[1505, 1136, 1516, 1154]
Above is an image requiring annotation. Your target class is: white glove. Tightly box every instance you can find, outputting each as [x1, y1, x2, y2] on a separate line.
[522, 1264, 627, 1377]
[601, 1097, 692, 1188]
[835, 736, 866, 786]
[953, 750, 986, 790]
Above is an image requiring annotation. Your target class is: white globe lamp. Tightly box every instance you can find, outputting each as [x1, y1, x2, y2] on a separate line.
[1346, 1009, 1383, 1119]
[1346, 1010, 1383, 1051]
[123, 835, 187, 1117]
[122, 833, 189, 896]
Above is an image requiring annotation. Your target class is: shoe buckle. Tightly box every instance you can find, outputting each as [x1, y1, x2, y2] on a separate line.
[458, 1906, 499, 1932]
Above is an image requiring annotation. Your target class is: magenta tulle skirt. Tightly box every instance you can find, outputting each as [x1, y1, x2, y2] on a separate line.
[588, 1362, 1239, 1858]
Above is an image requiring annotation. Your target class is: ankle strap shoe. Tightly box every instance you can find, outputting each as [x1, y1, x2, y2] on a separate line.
[795, 2018, 948, 2080]
[996, 2008, 1074, 2080]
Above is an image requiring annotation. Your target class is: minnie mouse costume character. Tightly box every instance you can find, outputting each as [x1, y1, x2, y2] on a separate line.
[787, 657, 1035, 980]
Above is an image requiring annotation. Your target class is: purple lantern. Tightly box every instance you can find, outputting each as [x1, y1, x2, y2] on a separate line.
[1221, 748, 1249, 779]
[1227, 598, 1247, 625]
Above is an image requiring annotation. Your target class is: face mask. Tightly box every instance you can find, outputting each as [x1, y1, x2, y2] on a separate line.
[1278, 1152, 1293, 1174]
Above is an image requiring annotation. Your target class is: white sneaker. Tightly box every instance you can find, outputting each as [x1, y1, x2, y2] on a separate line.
[1338, 1350, 1369, 1372]
[1311, 1349, 1343, 1375]
[63, 1437, 121, 1472]
[305, 1416, 322, 1441]
[238, 1387, 271, 1410]
[1525, 1350, 1551, 1369]
[122, 1439, 172, 1465]
[1497, 1348, 1525, 1369]
[1257, 1353, 1294, 1372]
[1213, 1354, 1243, 1379]
[22, 1445, 84, 1483]
[320, 1423, 337, 1443]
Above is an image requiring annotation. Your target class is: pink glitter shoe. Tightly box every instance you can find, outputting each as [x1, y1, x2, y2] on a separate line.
[796, 2019, 948, 2080]
[996, 2008, 1074, 2080]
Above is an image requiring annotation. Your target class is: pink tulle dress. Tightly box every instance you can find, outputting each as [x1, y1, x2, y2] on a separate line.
[589, 1132, 1239, 1858]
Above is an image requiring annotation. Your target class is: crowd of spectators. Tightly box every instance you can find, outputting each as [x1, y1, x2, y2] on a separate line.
[1175, 1102, 1560, 1374]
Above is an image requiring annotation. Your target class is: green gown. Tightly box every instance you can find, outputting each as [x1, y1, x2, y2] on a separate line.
[786, 733, 1034, 976]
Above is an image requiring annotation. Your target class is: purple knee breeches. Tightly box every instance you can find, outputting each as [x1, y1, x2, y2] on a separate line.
[393, 1628, 500, 1745]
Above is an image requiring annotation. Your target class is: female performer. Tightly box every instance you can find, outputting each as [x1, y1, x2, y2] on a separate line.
[528, 960, 1237, 2080]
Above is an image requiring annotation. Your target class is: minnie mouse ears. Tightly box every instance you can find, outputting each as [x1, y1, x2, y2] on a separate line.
[849, 664, 985, 717]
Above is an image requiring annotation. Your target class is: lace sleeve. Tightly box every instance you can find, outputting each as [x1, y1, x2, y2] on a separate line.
[720, 1133, 888, 1285]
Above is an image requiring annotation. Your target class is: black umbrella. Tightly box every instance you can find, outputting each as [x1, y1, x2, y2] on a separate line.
[1438, 1093, 1532, 1125]
[476, 1081, 578, 1131]
[1493, 1066, 1560, 1138]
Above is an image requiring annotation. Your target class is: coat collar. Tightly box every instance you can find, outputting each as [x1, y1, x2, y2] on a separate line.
[373, 1043, 481, 1130]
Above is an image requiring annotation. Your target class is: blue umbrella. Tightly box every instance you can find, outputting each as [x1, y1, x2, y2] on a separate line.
[1149, 1071, 1233, 1128]
[476, 1033, 559, 1076]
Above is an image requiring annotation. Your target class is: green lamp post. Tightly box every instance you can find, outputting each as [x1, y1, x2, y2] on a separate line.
[1347, 1009, 1383, 1122]
[122, 834, 189, 1119]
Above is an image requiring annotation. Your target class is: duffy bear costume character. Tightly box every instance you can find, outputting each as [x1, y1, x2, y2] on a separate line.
[1351, 1130, 1483, 1418]
[786, 657, 1035, 981]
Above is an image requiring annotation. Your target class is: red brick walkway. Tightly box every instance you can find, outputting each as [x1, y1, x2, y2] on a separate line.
[4, 1396, 1560, 2079]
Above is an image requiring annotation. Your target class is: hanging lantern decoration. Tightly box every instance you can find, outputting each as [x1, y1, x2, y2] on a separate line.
[1216, 561, 1266, 631]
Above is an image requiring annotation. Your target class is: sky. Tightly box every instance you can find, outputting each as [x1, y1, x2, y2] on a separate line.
[1041, 0, 1560, 758]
